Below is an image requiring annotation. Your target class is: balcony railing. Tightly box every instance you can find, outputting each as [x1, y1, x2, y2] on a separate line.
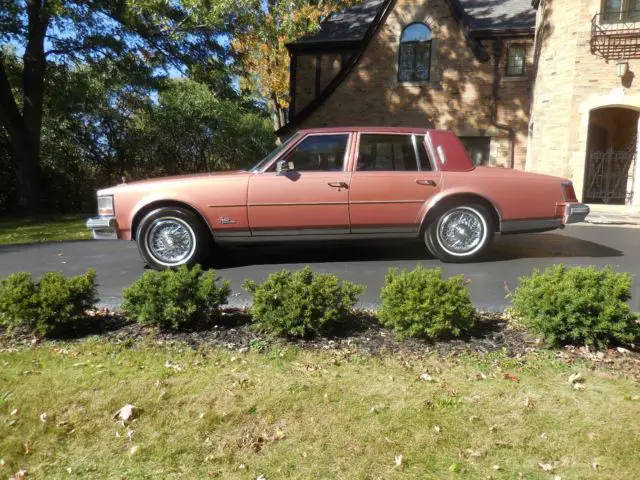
[591, 11, 640, 60]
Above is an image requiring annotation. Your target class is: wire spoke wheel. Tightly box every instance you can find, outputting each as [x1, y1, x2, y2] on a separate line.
[145, 217, 196, 266]
[435, 206, 488, 257]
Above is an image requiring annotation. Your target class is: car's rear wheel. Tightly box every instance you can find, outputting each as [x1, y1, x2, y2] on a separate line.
[425, 204, 494, 263]
[136, 207, 211, 270]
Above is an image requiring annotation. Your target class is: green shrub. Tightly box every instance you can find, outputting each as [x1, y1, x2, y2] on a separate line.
[121, 265, 230, 330]
[0, 270, 98, 335]
[378, 266, 475, 339]
[510, 265, 639, 348]
[242, 267, 365, 339]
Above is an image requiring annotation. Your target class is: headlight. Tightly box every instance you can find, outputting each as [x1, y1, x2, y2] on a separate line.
[97, 195, 115, 216]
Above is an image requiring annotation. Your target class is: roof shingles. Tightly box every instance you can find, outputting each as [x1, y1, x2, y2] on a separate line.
[290, 0, 535, 46]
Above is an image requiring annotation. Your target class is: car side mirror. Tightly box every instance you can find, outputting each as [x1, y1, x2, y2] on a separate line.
[276, 159, 294, 175]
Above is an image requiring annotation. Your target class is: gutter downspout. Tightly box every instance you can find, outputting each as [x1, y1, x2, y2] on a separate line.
[492, 39, 516, 169]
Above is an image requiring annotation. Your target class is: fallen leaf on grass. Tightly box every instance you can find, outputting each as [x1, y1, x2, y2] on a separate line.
[128, 445, 139, 456]
[568, 372, 584, 385]
[164, 360, 184, 372]
[503, 372, 520, 383]
[419, 373, 434, 382]
[112, 404, 139, 423]
[587, 432, 596, 441]
[538, 462, 554, 472]
[22, 441, 31, 455]
[465, 449, 484, 458]
[524, 397, 536, 409]
[10, 409, 18, 416]
[9, 469, 27, 480]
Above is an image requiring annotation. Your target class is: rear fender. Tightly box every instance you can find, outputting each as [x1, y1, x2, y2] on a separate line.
[418, 188, 503, 232]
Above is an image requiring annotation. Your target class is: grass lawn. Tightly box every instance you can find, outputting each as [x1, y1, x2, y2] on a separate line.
[1, 339, 638, 479]
[0, 214, 90, 245]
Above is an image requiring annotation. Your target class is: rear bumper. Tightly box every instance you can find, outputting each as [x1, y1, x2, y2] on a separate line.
[86, 215, 118, 240]
[564, 203, 590, 225]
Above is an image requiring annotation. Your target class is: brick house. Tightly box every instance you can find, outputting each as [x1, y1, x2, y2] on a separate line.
[279, 0, 536, 171]
[528, 0, 640, 208]
[280, 0, 640, 209]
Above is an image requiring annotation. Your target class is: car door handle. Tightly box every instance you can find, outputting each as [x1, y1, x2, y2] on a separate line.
[416, 179, 437, 186]
[328, 182, 349, 189]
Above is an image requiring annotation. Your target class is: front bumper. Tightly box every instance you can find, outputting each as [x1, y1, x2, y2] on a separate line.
[564, 203, 590, 224]
[86, 215, 118, 240]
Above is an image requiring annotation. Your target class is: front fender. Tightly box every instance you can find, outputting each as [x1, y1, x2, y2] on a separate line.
[128, 191, 212, 238]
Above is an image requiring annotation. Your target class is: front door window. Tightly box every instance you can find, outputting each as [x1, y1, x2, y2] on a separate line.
[277, 134, 349, 172]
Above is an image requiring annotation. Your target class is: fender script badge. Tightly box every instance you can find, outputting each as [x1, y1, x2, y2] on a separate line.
[218, 216, 237, 225]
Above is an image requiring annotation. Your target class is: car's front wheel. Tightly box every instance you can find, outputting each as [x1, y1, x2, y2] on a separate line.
[425, 204, 494, 263]
[136, 207, 211, 270]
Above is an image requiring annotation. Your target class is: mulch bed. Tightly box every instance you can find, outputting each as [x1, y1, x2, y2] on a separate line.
[2, 310, 639, 379]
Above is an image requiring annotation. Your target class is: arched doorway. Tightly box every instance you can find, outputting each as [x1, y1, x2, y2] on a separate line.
[583, 107, 639, 205]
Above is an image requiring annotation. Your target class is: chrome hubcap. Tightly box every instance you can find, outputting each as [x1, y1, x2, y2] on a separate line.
[437, 208, 485, 255]
[146, 218, 196, 265]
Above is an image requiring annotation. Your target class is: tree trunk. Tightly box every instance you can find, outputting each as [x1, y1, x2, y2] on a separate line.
[0, 0, 48, 212]
[11, 135, 41, 210]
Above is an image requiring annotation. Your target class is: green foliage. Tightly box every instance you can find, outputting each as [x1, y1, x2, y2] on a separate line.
[1, 0, 276, 213]
[0, 270, 98, 336]
[510, 265, 640, 348]
[242, 267, 365, 339]
[121, 265, 231, 330]
[378, 266, 475, 340]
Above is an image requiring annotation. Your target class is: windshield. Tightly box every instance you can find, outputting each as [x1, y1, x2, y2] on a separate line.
[248, 133, 301, 173]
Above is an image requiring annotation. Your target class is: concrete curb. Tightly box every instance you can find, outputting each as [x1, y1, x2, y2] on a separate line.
[584, 214, 640, 226]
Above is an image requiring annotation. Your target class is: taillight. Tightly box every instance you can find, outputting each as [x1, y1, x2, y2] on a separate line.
[561, 182, 578, 203]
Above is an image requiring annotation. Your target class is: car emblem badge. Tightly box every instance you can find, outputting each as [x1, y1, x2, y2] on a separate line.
[218, 216, 237, 225]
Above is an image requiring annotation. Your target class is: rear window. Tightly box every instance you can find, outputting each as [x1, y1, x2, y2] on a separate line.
[357, 134, 431, 171]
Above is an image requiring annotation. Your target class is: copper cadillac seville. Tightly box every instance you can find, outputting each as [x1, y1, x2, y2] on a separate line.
[86, 127, 590, 270]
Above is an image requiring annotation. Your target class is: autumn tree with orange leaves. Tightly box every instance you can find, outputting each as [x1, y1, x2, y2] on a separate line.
[233, 0, 358, 130]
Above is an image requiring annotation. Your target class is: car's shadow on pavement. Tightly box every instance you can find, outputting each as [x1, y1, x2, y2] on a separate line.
[211, 232, 623, 269]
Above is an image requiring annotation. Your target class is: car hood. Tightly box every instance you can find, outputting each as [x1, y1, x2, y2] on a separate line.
[97, 170, 250, 195]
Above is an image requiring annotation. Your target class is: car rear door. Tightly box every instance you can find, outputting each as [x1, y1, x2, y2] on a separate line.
[348, 132, 441, 234]
[247, 133, 353, 236]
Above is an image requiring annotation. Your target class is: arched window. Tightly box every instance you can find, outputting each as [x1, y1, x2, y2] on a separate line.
[398, 23, 432, 82]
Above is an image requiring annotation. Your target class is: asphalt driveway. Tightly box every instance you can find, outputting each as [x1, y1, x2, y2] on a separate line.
[0, 224, 638, 311]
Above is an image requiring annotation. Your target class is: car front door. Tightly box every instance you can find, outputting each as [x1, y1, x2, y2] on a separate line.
[247, 133, 353, 236]
[349, 133, 441, 234]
